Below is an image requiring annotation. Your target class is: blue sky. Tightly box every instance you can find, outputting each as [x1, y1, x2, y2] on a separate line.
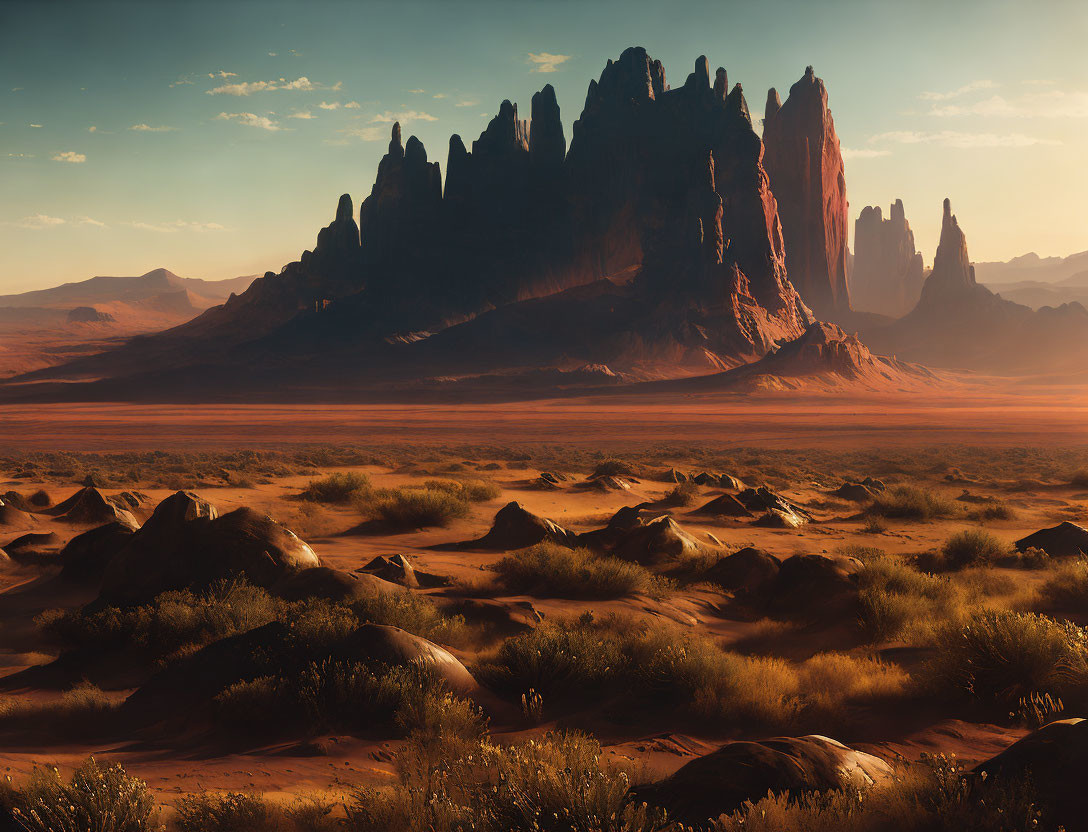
[2, 0, 1086, 292]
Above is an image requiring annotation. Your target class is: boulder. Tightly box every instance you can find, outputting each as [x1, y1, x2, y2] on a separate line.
[736, 487, 812, 521]
[635, 734, 892, 825]
[832, 482, 876, 502]
[691, 493, 752, 517]
[273, 566, 395, 602]
[974, 718, 1088, 830]
[584, 475, 632, 492]
[1016, 522, 1088, 558]
[861, 477, 886, 492]
[336, 624, 478, 694]
[360, 554, 437, 588]
[613, 515, 707, 565]
[766, 554, 861, 618]
[446, 598, 543, 635]
[692, 472, 715, 486]
[754, 508, 807, 528]
[4, 531, 62, 554]
[471, 501, 578, 550]
[718, 475, 744, 490]
[704, 547, 781, 594]
[665, 469, 689, 484]
[98, 491, 319, 603]
[59, 521, 138, 584]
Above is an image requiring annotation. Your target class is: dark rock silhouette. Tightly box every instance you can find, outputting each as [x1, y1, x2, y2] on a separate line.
[22, 47, 817, 396]
[471, 501, 579, 550]
[763, 67, 850, 317]
[850, 200, 925, 317]
[66, 306, 115, 324]
[1015, 521, 1088, 558]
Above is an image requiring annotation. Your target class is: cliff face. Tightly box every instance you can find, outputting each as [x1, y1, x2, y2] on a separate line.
[762, 67, 851, 318]
[850, 200, 925, 318]
[25, 47, 820, 390]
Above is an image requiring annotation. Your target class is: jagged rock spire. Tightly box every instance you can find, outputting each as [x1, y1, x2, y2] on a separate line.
[714, 68, 729, 101]
[762, 66, 850, 317]
[850, 199, 925, 317]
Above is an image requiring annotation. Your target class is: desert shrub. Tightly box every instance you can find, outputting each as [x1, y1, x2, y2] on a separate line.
[0, 683, 119, 742]
[713, 753, 1046, 832]
[214, 659, 484, 741]
[494, 543, 660, 599]
[175, 791, 271, 832]
[423, 478, 501, 503]
[1015, 546, 1051, 570]
[661, 482, 699, 507]
[478, 616, 906, 730]
[861, 515, 887, 534]
[346, 731, 664, 832]
[28, 489, 51, 507]
[857, 556, 966, 642]
[350, 590, 468, 646]
[926, 609, 1088, 708]
[967, 500, 1017, 521]
[9, 758, 157, 832]
[941, 529, 1008, 569]
[299, 471, 371, 503]
[1040, 559, 1088, 607]
[870, 486, 959, 520]
[590, 458, 640, 478]
[39, 579, 280, 659]
[362, 486, 470, 529]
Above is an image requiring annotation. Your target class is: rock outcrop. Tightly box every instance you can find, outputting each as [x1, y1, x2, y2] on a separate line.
[849, 200, 925, 317]
[23, 47, 818, 396]
[1015, 521, 1088, 558]
[635, 734, 892, 825]
[763, 67, 850, 317]
[861, 200, 1088, 374]
[470, 501, 579, 550]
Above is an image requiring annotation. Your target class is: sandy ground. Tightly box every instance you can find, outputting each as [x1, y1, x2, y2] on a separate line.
[1, 395, 1087, 811]
[1, 387, 1088, 450]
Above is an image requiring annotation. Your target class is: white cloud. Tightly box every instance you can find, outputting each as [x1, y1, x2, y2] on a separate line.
[129, 123, 178, 132]
[841, 147, 891, 160]
[15, 214, 66, 229]
[288, 110, 316, 119]
[370, 110, 437, 124]
[868, 130, 1061, 148]
[29, 123, 42, 128]
[408, 88, 424, 94]
[52, 151, 86, 163]
[126, 220, 225, 233]
[456, 99, 479, 108]
[432, 93, 446, 99]
[919, 80, 998, 101]
[6, 153, 34, 159]
[928, 90, 1088, 119]
[528, 52, 571, 73]
[215, 112, 281, 131]
[344, 101, 361, 109]
[208, 70, 237, 79]
[318, 101, 340, 110]
[78, 217, 106, 227]
[207, 76, 330, 96]
[88, 125, 97, 132]
[169, 75, 196, 88]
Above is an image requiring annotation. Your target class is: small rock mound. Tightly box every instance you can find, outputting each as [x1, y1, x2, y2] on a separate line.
[974, 718, 1087, 829]
[691, 494, 753, 518]
[0, 499, 32, 527]
[4, 531, 62, 554]
[704, 547, 781, 594]
[766, 554, 862, 619]
[1016, 522, 1088, 558]
[832, 482, 876, 502]
[612, 515, 707, 565]
[754, 507, 807, 528]
[737, 486, 812, 519]
[273, 566, 395, 602]
[49, 487, 139, 527]
[635, 734, 892, 825]
[98, 491, 319, 603]
[338, 624, 478, 694]
[59, 522, 138, 584]
[471, 501, 578, 550]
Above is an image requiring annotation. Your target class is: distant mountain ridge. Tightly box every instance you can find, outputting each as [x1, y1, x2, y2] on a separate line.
[0, 268, 256, 310]
[973, 250, 1088, 286]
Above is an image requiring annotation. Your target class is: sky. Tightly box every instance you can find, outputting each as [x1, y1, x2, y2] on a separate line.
[1, 0, 1086, 293]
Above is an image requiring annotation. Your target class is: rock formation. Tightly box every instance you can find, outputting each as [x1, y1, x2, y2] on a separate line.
[763, 67, 851, 317]
[23, 47, 821, 395]
[859, 199, 1088, 374]
[849, 200, 925, 317]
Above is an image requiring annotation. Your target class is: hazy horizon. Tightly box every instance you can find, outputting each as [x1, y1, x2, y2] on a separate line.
[2, 0, 1086, 293]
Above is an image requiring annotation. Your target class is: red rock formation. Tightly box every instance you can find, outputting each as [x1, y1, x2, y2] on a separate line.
[762, 66, 850, 317]
[849, 199, 925, 317]
[917, 197, 976, 306]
